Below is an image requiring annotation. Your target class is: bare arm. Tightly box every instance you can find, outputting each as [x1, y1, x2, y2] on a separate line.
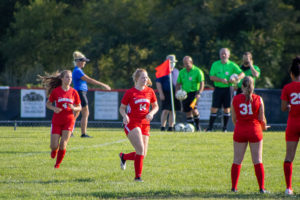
[146, 101, 159, 122]
[249, 64, 259, 78]
[175, 83, 181, 92]
[68, 103, 82, 112]
[258, 98, 269, 130]
[281, 100, 290, 112]
[156, 82, 165, 100]
[119, 103, 129, 125]
[237, 72, 245, 81]
[81, 75, 111, 90]
[231, 103, 236, 126]
[46, 100, 62, 114]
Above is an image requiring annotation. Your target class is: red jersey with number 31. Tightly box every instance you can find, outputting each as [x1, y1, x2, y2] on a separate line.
[232, 93, 262, 127]
[281, 82, 300, 119]
[121, 86, 157, 124]
[48, 86, 81, 124]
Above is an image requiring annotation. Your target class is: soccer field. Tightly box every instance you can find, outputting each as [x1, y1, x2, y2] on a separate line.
[0, 127, 298, 199]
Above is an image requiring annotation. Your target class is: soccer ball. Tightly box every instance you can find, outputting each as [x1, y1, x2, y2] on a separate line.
[175, 89, 187, 101]
[175, 123, 185, 132]
[184, 123, 195, 132]
[230, 73, 239, 83]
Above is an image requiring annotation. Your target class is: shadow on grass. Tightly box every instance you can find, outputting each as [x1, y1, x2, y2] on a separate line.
[64, 190, 295, 199]
[0, 178, 94, 185]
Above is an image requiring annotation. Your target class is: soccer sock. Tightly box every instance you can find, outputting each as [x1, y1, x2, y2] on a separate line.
[187, 117, 193, 124]
[284, 161, 293, 189]
[231, 163, 241, 190]
[208, 113, 217, 129]
[193, 115, 200, 129]
[223, 113, 231, 129]
[51, 149, 58, 159]
[134, 154, 144, 178]
[123, 152, 136, 160]
[254, 163, 265, 190]
[55, 149, 66, 168]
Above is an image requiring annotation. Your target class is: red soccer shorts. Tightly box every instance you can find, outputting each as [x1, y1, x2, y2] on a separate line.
[286, 119, 300, 142]
[124, 121, 150, 136]
[51, 120, 75, 135]
[233, 126, 263, 143]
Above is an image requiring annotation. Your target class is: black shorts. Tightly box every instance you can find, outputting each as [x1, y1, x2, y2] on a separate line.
[78, 91, 88, 107]
[182, 91, 197, 113]
[212, 87, 233, 109]
[161, 90, 180, 111]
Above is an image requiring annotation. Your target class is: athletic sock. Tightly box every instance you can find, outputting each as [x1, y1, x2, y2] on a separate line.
[55, 149, 66, 168]
[193, 115, 200, 130]
[208, 113, 217, 129]
[231, 163, 241, 190]
[123, 152, 136, 160]
[254, 163, 265, 190]
[51, 149, 58, 159]
[134, 154, 144, 178]
[284, 161, 293, 189]
[223, 113, 231, 130]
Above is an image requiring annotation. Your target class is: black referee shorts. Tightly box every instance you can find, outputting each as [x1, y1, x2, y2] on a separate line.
[212, 87, 233, 109]
[182, 91, 197, 113]
[78, 91, 88, 107]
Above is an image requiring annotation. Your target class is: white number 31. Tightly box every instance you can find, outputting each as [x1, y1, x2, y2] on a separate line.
[239, 103, 253, 115]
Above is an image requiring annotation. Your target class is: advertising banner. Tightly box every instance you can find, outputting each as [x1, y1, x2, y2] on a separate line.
[94, 91, 119, 120]
[21, 89, 46, 118]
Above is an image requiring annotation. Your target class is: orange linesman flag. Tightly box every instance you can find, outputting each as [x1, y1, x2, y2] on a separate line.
[190, 98, 197, 109]
[155, 59, 171, 78]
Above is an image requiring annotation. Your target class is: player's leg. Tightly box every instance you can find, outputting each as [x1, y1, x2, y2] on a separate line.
[284, 141, 298, 194]
[249, 141, 265, 192]
[50, 124, 61, 159]
[222, 87, 233, 132]
[55, 130, 72, 168]
[80, 105, 90, 137]
[231, 141, 247, 191]
[160, 110, 169, 131]
[192, 108, 201, 131]
[207, 88, 221, 131]
[167, 110, 175, 131]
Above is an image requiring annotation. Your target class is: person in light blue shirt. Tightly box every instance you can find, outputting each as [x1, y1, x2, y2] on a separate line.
[72, 51, 111, 138]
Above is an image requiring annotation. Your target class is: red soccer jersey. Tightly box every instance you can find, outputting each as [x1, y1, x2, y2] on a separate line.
[121, 86, 157, 124]
[281, 81, 300, 119]
[232, 93, 262, 127]
[48, 86, 81, 124]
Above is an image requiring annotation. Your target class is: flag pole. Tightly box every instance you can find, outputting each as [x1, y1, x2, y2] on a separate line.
[169, 68, 176, 126]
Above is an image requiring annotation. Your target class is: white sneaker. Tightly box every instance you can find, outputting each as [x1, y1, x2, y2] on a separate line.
[285, 188, 294, 195]
[119, 153, 126, 170]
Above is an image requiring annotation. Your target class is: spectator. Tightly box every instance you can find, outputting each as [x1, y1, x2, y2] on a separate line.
[207, 48, 245, 132]
[119, 68, 159, 182]
[280, 56, 300, 195]
[231, 76, 269, 193]
[236, 52, 261, 95]
[176, 56, 205, 131]
[156, 54, 180, 131]
[72, 51, 111, 138]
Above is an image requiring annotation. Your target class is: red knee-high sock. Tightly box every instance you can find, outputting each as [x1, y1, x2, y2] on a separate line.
[123, 152, 136, 160]
[231, 163, 241, 190]
[284, 161, 293, 189]
[55, 149, 66, 168]
[254, 163, 265, 190]
[51, 149, 58, 159]
[134, 154, 144, 178]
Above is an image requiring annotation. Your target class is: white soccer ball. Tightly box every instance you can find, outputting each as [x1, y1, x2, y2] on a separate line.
[175, 123, 185, 132]
[230, 73, 239, 83]
[184, 123, 195, 132]
[175, 89, 187, 101]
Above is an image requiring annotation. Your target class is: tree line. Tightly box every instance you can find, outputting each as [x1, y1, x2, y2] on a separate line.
[0, 0, 299, 89]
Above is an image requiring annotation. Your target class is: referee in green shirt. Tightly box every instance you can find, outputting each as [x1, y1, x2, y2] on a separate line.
[176, 56, 205, 131]
[207, 48, 245, 132]
[236, 52, 260, 95]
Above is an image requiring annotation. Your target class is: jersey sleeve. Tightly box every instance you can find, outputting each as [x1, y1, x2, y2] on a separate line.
[209, 62, 216, 76]
[233, 63, 243, 74]
[281, 86, 289, 101]
[199, 68, 205, 82]
[73, 68, 85, 79]
[73, 90, 81, 105]
[121, 90, 131, 105]
[48, 89, 56, 102]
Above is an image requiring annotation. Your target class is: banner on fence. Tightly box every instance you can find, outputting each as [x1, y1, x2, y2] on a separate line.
[94, 91, 119, 120]
[21, 89, 46, 118]
[197, 90, 213, 120]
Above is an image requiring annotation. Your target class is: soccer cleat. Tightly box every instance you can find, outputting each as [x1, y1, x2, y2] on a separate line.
[285, 188, 294, 195]
[231, 188, 238, 193]
[81, 134, 92, 138]
[119, 153, 126, 170]
[160, 127, 166, 131]
[134, 177, 143, 182]
[260, 189, 269, 194]
[54, 164, 60, 169]
[167, 127, 174, 132]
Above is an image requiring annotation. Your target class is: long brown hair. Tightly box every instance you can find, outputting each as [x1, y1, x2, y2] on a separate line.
[132, 68, 152, 86]
[242, 76, 254, 102]
[38, 70, 71, 96]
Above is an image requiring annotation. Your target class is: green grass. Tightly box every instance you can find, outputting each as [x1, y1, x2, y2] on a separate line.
[0, 127, 299, 199]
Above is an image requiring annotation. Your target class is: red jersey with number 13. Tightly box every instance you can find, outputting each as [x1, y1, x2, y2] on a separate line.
[121, 86, 157, 124]
[48, 86, 81, 124]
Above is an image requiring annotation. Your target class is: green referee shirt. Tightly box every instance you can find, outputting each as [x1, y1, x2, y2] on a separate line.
[237, 64, 261, 88]
[177, 65, 205, 93]
[209, 60, 242, 88]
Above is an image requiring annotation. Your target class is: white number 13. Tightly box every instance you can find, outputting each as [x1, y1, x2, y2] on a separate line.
[239, 103, 253, 115]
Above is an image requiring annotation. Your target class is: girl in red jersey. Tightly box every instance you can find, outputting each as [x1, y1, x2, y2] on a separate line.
[230, 76, 269, 193]
[39, 70, 81, 168]
[281, 56, 300, 195]
[119, 68, 159, 182]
